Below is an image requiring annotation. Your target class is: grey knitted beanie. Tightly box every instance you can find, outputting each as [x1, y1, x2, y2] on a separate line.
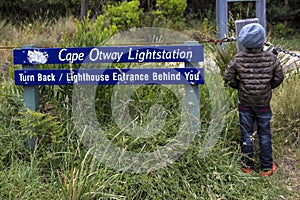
[238, 23, 266, 49]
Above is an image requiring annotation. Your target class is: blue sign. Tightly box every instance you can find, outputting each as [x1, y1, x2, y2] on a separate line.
[13, 45, 204, 65]
[14, 68, 204, 86]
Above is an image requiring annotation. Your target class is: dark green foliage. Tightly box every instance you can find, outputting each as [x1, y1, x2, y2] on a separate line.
[266, 0, 300, 30]
[0, 0, 298, 32]
[0, 0, 80, 21]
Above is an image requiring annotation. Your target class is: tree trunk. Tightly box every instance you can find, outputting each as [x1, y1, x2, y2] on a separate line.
[80, 0, 89, 20]
[284, 0, 288, 25]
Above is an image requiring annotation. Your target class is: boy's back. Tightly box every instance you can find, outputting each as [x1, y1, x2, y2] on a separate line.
[224, 47, 284, 107]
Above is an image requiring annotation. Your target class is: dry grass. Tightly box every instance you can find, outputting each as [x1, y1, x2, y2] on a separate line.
[0, 16, 77, 74]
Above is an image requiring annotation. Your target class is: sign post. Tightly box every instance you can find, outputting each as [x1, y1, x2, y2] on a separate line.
[216, 0, 266, 39]
[184, 41, 201, 135]
[21, 46, 39, 150]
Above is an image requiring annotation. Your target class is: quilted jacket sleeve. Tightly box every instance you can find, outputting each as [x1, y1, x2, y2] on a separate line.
[223, 59, 239, 89]
[271, 59, 284, 89]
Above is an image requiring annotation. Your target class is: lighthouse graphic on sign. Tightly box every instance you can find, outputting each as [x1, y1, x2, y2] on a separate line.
[27, 50, 49, 64]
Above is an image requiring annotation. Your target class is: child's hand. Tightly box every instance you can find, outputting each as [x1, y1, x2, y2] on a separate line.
[264, 42, 278, 55]
[271, 48, 278, 55]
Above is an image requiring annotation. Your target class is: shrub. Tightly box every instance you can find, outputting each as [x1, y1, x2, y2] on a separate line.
[273, 23, 294, 37]
[61, 14, 118, 47]
[155, 0, 187, 22]
[104, 0, 143, 31]
[152, 0, 187, 30]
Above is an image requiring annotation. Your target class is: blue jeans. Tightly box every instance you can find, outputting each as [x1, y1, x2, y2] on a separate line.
[238, 103, 273, 170]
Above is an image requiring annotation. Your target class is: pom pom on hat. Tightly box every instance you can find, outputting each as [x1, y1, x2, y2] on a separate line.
[238, 23, 266, 49]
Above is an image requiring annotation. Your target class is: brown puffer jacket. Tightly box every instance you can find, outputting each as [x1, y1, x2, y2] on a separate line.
[223, 47, 284, 107]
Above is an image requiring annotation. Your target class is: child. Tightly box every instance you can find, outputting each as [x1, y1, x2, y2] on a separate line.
[223, 23, 284, 176]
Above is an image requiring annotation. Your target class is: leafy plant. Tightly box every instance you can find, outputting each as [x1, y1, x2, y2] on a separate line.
[152, 0, 187, 30]
[104, 0, 143, 31]
[15, 109, 69, 170]
[38, 13, 118, 122]
[18, 109, 65, 150]
[209, 42, 237, 77]
[61, 13, 118, 47]
[155, 0, 187, 21]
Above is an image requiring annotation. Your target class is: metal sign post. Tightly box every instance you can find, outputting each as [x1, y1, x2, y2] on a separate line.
[21, 46, 40, 150]
[216, 0, 266, 39]
[184, 41, 201, 135]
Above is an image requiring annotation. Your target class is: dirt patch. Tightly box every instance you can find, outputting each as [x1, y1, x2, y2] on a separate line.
[278, 146, 300, 199]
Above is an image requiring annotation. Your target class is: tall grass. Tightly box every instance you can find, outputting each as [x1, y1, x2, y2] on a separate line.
[272, 68, 300, 146]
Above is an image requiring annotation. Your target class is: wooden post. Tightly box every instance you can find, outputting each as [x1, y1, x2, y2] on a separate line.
[22, 46, 39, 150]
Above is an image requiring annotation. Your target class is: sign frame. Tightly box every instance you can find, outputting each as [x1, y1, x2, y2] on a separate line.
[14, 43, 204, 150]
